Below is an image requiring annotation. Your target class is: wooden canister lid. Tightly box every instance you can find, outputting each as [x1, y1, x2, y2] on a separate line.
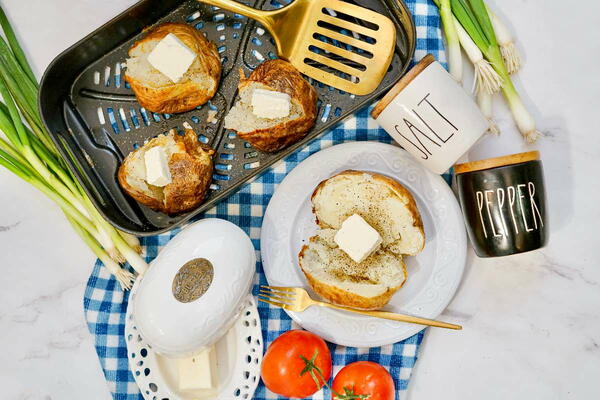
[371, 54, 436, 119]
[454, 151, 540, 174]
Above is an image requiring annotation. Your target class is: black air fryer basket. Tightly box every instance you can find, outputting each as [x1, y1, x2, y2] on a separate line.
[39, 0, 415, 235]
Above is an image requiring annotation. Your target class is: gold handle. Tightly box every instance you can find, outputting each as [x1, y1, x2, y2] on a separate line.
[318, 302, 462, 330]
[197, 0, 275, 31]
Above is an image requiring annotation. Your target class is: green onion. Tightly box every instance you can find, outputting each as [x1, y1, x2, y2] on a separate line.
[66, 214, 135, 291]
[0, 77, 90, 216]
[440, 0, 541, 143]
[434, 0, 502, 94]
[0, 6, 147, 287]
[476, 90, 499, 135]
[486, 6, 521, 74]
[119, 231, 143, 254]
[0, 148, 95, 235]
[439, 0, 462, 82]
[453, 15, 502, 94]
[0, 7, 37, 84]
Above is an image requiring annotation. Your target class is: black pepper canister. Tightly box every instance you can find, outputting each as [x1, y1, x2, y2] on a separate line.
[455, 151, 548, 257]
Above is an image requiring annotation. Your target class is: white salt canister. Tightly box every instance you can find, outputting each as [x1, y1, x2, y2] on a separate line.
[133, 218, 256, 358]
[371, 54, 489, 174]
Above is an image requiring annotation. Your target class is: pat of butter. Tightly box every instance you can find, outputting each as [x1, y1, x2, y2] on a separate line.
[251, 88, 291, 119]
[147, 33, 196, 83]
[334, 214, 382, 263]
[177, 346, 217, 392]
[144, 146, 172, 187]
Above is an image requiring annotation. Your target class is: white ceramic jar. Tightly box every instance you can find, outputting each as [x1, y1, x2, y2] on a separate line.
[371, 54, 489, 174]
[133, 218, 256, 358]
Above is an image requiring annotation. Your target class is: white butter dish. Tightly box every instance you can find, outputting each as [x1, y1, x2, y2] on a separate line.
[126, 287, 263, 400]
[133, 218, 256, 357]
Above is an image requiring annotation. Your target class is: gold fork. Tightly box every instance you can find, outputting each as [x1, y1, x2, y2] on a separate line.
[259, 285, 462, 330]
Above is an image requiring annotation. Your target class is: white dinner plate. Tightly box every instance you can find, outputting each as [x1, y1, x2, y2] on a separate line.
[261, 142, 466, 347]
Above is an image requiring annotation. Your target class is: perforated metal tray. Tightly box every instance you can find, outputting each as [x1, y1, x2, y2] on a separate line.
[39, 0, 415, 235]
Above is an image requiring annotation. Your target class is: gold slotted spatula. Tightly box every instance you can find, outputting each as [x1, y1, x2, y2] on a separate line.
[198, 0, 397, 95]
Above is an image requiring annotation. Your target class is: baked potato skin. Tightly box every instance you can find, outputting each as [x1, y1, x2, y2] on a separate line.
[125, 23, 221, 114]
[162, 132, 214, 214]
[237, 59, 318, 152]
[118, 130, 214, 215]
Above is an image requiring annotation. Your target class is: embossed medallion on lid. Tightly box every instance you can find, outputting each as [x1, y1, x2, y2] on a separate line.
[172, 258, 214, 303]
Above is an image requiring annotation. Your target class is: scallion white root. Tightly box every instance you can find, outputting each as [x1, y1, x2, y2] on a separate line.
[118, 230, 142, 254]
[440, 0, 463, 82]
[86, 202, 148, 275]
[476, 90, 500, 135]
[454, 18, 503, 94]
[67, 215, 135, 290]
[111, 266, 135, 291]
[113, 235, 148, 276]
[487, 7, 521, 74]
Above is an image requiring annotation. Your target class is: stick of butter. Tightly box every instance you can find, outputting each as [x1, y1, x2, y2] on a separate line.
[144, 146, 172, 187]
[251, 88, 291, 119]
[334, 214, 382, 263]
[177, 346, 217, 393]
[147, 33, 197, 83]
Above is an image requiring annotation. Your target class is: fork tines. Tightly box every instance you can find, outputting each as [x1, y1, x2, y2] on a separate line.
[258, 285, 295, 309]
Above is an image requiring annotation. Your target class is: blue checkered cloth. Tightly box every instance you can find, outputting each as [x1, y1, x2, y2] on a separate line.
[84, 1, 446, 399]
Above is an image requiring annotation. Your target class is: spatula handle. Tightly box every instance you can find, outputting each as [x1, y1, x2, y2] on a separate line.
[197, 0, 274, 30]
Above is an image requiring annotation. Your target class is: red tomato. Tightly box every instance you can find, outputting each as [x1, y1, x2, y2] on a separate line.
[332, 361, 395, 400]
[261, 330, 332, 398]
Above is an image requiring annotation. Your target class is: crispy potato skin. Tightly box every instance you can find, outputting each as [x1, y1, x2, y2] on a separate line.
[125, 23, 221, 114]
[235, 59, 318, 152]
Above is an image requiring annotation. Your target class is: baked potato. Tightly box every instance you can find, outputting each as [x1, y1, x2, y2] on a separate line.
[118, 129, 214, 214]
[298, 170, 425, 310]
[125, 23, 221, 114]
[224, 59, 318, 152]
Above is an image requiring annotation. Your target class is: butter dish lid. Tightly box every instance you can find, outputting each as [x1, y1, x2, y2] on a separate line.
[133, 219, 256, 357]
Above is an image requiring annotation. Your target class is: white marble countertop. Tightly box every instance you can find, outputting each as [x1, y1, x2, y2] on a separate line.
[1, 0, 598, 399]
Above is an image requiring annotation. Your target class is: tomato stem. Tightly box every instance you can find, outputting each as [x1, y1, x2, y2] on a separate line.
[299, 351, 324, 392]
[299, 351, 369, 400]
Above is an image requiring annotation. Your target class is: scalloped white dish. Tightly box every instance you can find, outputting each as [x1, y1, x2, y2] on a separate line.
[261, 142, 466, 347]
[125, 282, 263, 400]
